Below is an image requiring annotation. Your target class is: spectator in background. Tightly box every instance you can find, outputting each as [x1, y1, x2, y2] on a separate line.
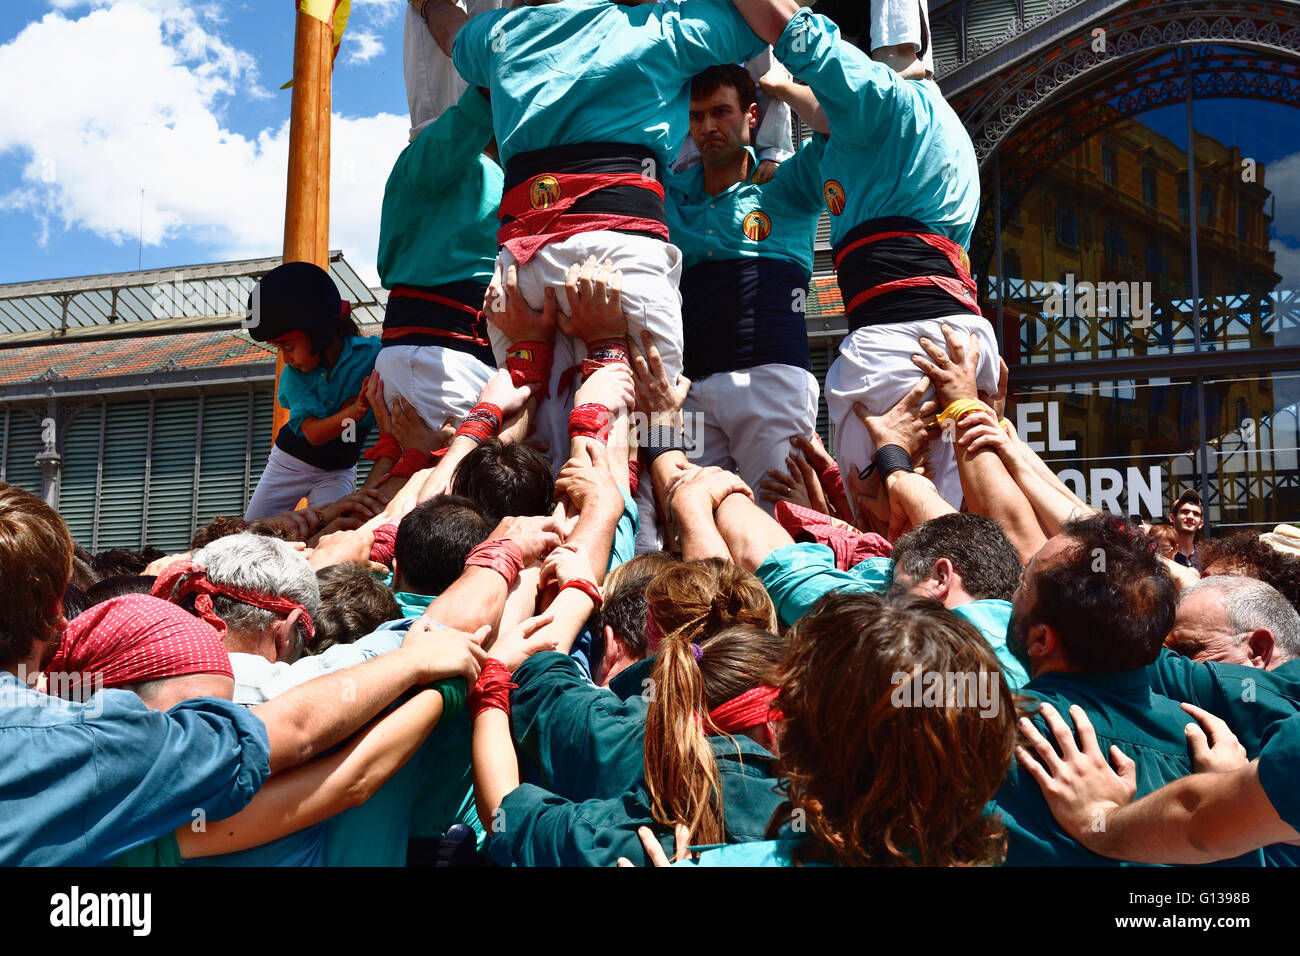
[1168, 488, 1203, 569]
[1146, 523, 1178, 560]
[1200, 529, 1300, 615]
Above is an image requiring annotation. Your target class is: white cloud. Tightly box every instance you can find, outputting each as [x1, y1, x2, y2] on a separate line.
[0, 3, 406, 286]
[1271, 239, 1300, 291]
[1266, 149, 1300, 242]
[350, 0, 407, 26]
[344, 29, 385, 65]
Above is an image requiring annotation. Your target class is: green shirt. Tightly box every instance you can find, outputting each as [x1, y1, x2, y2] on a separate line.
[377, 86, 502, 289]
[754, 543, 1030, 690]
[1145, 648, 1300, 756]
[992, 668, 1268, 866]
[488, 734, 782, 867]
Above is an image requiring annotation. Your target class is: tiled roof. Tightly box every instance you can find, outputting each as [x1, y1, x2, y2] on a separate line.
[0, 328, 280, 386]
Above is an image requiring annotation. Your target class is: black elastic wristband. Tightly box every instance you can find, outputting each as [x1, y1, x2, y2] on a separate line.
[873, 444, 914, 482]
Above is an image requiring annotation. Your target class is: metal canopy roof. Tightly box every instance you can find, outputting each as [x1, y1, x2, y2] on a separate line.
[0, 250, 384, 345]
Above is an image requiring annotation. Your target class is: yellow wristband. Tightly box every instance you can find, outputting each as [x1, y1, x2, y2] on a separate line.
[937, 399, 988, 429]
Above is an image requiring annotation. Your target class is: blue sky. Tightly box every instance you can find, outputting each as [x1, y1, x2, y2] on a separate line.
[0, 0, 414, 286]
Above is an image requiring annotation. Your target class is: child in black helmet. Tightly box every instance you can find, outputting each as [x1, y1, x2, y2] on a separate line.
[243, 261, 382, 521]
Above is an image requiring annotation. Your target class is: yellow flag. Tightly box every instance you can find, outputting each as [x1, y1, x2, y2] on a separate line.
[281, 0, 353, 89]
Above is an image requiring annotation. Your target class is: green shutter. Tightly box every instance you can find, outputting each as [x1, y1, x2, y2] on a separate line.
[59, 404, 105, 547]
[97, 400, 151, 550]
[5, 408, 45, 499]
[198, 390, 260, 527]
[146, 397, 201, 553]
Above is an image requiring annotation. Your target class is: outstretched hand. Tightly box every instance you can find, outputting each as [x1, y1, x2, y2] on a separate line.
[1015, 702, 1138, 848]
[485, 262, 559, 346]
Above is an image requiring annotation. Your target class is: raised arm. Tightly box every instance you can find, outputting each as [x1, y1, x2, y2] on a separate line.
[914, 326, 1047, 563]
[729, 0, 801, 46]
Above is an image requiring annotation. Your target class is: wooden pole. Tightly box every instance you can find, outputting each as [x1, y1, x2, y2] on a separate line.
[276, 6, 333, 439]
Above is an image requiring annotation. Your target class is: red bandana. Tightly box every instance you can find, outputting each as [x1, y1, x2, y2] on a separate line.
[707, 686, 783, 736]
[45, 594, 232, 696]
[151, 560, 316, 643]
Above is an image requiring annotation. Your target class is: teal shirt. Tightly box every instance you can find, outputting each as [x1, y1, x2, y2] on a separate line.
[489, 734, 782, 867]
[1145, 648, 1300, 755]
[754, 543, 1029, 690]
[992, 668, 1268, 867]
[377, 86, 502, 289]
[1258, 714, 1300, 830]
[451, 0, 764, 169]
[510, 651, 649, 800]
[772, 9, 979, 250]
[277, 334, 381, 438]
[666, 136, 828, 276]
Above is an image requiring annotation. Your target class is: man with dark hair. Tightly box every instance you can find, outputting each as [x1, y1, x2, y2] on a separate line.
[1169, 488, 1203, 569]
[394, 494, 492, 614]
[84, 575, 157, 609]
[1200, 529, 1300, 615]
[665, 62, 826, 513]
[890, 512, 1028, 688]
[310, 563, 402, 655]
[590, 573, 654, 689]
[451, 438, 555, 525]
[992, 514, 1269, 865]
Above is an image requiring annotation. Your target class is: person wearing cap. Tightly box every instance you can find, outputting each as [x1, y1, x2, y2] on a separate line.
[243, 261, 383, 521]
[1168, 488, 1204, 570]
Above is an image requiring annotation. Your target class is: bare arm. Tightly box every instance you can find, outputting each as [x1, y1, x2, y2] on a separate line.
[760, 64, 830, 136]
[729, 0, 801, 46]
[250, 624, 483, 774]
[1017, 702, 1299, 864]
[178, 687, 446, 858]
[422, 0, 468, 59]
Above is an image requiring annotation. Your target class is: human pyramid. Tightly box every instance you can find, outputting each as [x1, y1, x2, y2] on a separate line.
[5, 0, 1300, 869]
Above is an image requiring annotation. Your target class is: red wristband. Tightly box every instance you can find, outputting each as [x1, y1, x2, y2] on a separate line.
[369, 523, 399, 568]
[366, 431, 403, 462]
[469, 658, 518, 720]
[568, 403, 612, 442]
[455, 402, 503, 444]
[464, 538, 526, 588]
[581, 336, 631, 380]
[505, 341, 553, 398]
[559, 578, 603, 609]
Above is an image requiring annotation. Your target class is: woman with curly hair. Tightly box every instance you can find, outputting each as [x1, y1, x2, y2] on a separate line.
[687, 590, 1018, 866]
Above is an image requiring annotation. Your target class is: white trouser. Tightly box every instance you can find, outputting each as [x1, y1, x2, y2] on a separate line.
[403, 0, 504, 140]
[872, 0, 935, 75]
[490, 232, 685, 473]
[244, 445, 357, 521]
[373, 345, 496, 434]
[682, 364, 820, 517]
[825, 313, 999, 511]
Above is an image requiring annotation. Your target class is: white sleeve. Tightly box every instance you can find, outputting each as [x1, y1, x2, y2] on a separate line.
[748, 48, 795, 164]
[870, 0, 935, 75]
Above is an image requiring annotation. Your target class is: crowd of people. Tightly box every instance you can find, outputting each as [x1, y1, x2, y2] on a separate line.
[5, 0, 1300, 868]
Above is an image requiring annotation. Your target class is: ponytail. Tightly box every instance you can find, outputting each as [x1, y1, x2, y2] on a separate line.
[643, 626, 725, 845]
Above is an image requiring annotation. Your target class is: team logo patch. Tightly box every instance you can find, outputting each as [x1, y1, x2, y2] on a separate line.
[959, 247, 971, 276]
[529, 175, 562, 210]
[506, 346, 534, 362]
[741, 210, 772, 241]
[824, 179, 846, 216]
